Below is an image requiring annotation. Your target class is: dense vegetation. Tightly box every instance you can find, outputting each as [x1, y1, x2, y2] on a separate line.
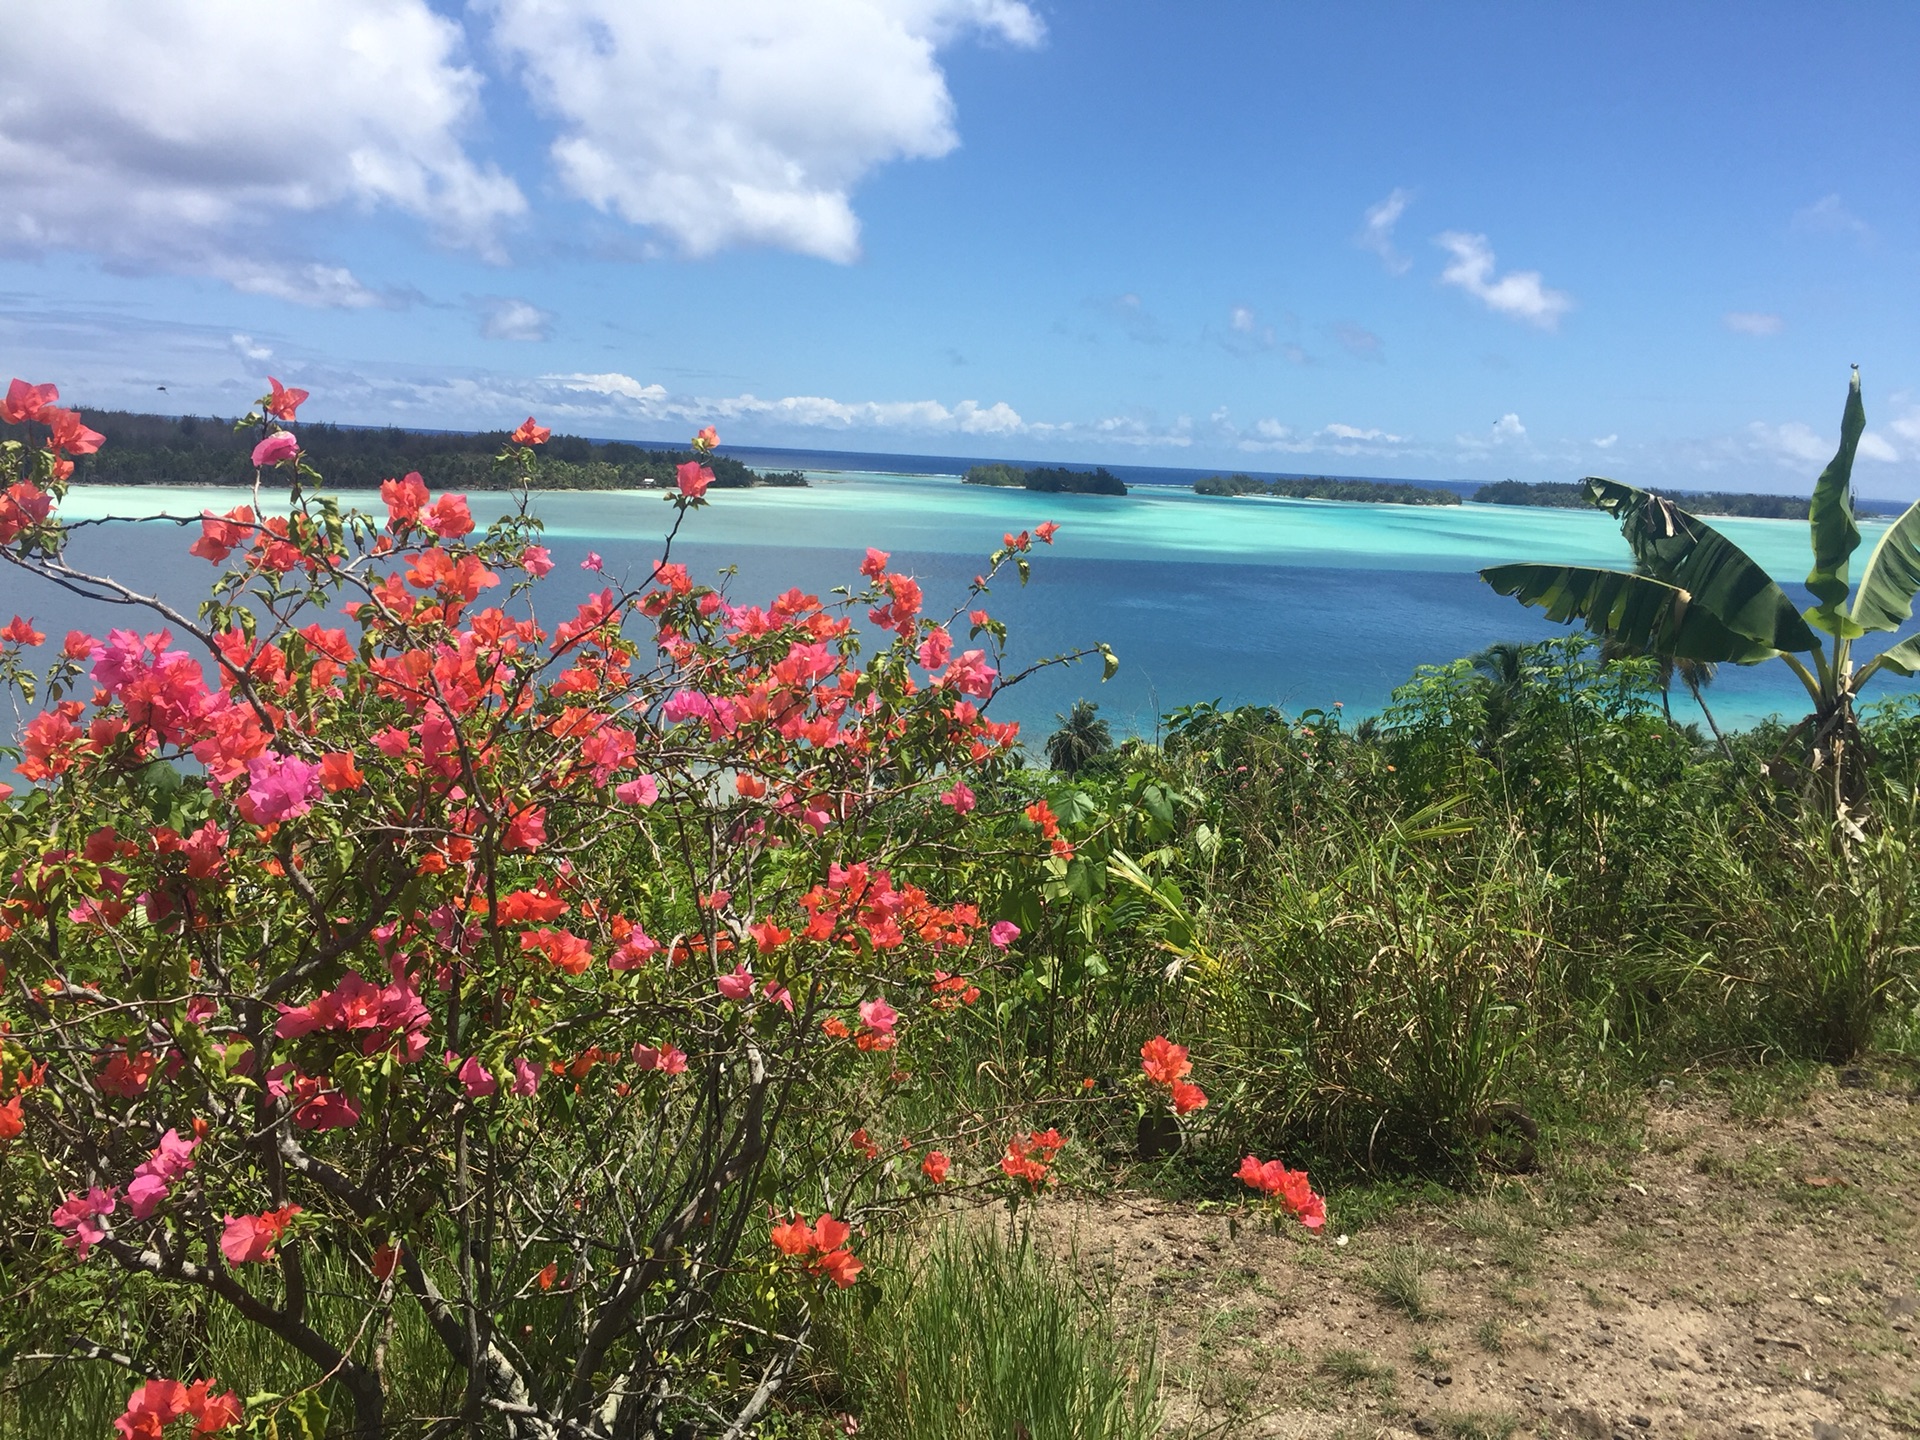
[6, 373, 1920, 1440]
[1473, 476, 1899, 518]
[1195, 472, 1460, 505]
[66, 408, 807, 491]
[963, 462, 1129, 495]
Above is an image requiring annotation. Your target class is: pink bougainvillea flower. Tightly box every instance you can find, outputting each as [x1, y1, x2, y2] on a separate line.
[858, 996, 898, 1038]
[244, 752, 320, 823]
[632, 1043, 688, 1074]
[675, 461, 713, 499]
[989, 920, 1020, 949]
[457, 1055, 497, 1100]
[917, 625, 953, 671]
[264, 377, 308, 421]
[250, 432, 298, 468]
[114, 1378, 243, 1440]
[861, 547, 889, 577]
[219, 1205, 300, 1265]
[51, 1186, 116, 1259]
[510, 416, 550, 446]
[581, 552, 603, 572]
[518, 544, 554, 577]
[615, 774, 659, 806]
[939, 780, 975, 814]
[43, 407, 104, 456]
[716, 964, 754, 1000]
[511, 1057, 540, 1096]
[694, 424, 719, 450]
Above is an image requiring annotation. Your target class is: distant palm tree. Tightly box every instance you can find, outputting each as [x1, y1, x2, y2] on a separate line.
[1599, 634, 1730, 757]
[1045, 700, 1113, 777]
[1469, 641, 1528, 761]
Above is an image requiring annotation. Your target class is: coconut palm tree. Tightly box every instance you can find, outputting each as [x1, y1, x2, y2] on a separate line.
[1045, 700, 1113, 777]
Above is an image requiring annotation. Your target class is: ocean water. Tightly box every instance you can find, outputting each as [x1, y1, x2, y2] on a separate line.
[4, 472, 1911, 743]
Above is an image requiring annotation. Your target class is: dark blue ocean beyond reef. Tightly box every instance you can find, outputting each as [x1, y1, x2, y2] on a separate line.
[5, 460, 1912, 747]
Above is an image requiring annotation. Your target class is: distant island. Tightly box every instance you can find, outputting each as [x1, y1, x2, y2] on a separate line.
[1472, 478, 1903, 519]
[1193, 473, 1460, 506]
[962, 463, 1128, 495]
[57, 410, 808, 492]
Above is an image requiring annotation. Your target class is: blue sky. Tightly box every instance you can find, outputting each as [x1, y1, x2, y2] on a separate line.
[3, 2, 1918, 493]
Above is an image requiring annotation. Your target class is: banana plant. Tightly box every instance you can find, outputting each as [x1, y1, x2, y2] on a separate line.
[1481, 368, 1919, 813]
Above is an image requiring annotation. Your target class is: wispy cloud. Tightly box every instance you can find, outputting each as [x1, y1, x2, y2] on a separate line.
[1356, 189, 1412, 275]
[1792, 194, 1872, 241]
[1327, 322, 1383, 361]
[1724, 311, 1783, 337]
[1435, 233, 1572, 330]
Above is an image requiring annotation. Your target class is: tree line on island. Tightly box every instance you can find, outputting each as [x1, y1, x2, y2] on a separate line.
[962, 462, 1129, 494]
[59, 408, 809, 491]
[1472, 477, 1903, 519]
[1193, 472, 1459, 505]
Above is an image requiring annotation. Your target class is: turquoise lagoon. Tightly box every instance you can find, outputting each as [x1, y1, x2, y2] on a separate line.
[8, 473, 1908, 744]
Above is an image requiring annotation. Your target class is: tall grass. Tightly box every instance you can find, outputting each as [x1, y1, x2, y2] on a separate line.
[815, 1223, 1161, 1440]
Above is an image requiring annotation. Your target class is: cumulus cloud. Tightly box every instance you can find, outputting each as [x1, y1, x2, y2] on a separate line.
[0, 0, 525, 291]
[1859, 432, 1900, 463]
[1435, 233, 1572, 330]
[485, 0, 1041, 263]
[479, 298, 554, 342]
[1491, 412, 1526, 440]
[230, 334, 274, 363]
[1724, 311, 1783, 337]
[1356, 189, 1412, 274]
[1592, 434, 1618, 449]
[1749, 420, 1832, 466]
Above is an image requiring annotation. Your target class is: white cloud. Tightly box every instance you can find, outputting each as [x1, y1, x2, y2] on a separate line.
[230, 334, 274, 363]
[479, 298, 554, 342]
[1859, 432, 1900, 464]
[1592, 434, 1618, 449]
[1890, 409, 1920, 446]
[1793, 194, 1871, 240]
[1230, 306, 1256, 333]
[1356, 189, 1412, 274]
[548, 371, 1026, 435]
[0, 1, 525, 291]
[485, 0, 1040, 263]
[1322, 423, 1403, 443]
[1724, 311, 1783, 337]
[1750, 420, 1831, 466]
[1435, 233, 1572, 330]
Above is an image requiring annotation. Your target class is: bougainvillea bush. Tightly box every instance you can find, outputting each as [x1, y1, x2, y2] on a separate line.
[0, 380, 1149, 1438]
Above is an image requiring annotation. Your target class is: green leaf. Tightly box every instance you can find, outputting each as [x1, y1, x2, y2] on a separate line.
[1868, 632, 1920, 678]
[1582, 477, 1819, 653]
[1806, 366, 1866, 626]
[1851, 496, 1920, 636]
[1480, 563, 1780, 664]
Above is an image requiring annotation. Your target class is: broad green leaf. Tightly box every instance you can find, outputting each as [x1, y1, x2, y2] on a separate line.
[1582, 477, 1818, 653]
[1480, 563, 1779, 664]
[1851, 497, 1920, 634]
[1868, 632, 1920, 678]
[1806, 366, 1866, 627]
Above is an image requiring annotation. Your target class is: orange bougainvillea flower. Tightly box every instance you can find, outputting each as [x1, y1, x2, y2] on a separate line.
[2, 378, 58, 425]
[921, 1150, 950, 1183]
[1236, 1155, 1326, 1230]
[1139, 1035, 1191, 1086]
[769, 1214, 814, 1257]
[264, 377, 309, 421]
[511, 416, 550, 446]
[536, 1260, 558, 1291]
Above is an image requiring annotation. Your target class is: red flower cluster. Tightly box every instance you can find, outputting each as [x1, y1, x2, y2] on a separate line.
[221, 1204, 301, 1265]
[768, 1211, 863, 1287]
[999, 1127, 1066, 1186]
[1139, 1035, 1208, 1116]
[1236, 1155, 1326, 1230]
[113, 1377, 242, 1438]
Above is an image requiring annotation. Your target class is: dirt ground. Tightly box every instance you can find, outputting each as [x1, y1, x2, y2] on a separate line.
[1046, 1072, 1920, 1440]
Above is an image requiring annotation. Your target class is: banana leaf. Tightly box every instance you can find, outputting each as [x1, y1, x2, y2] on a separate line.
[1481, 563, 1780, 664]
[1868, 632, 1920, 678]
[1806, 366, 1865, 632]
[1850, 497, 1920, 635]
[1582, 477, 1819, 653]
